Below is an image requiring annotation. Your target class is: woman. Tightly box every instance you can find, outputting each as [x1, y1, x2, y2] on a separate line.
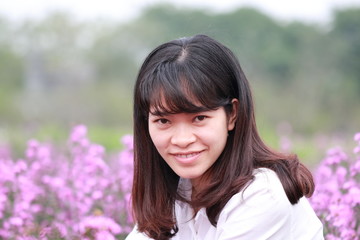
[126, 34, 323, 240]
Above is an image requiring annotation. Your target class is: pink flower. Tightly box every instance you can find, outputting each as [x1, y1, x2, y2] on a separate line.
[78, 216, 122, 234]
[91, 190, 103, 200]
[9, 217, 23, 226]
[121, 135, 133, 151]
[354, 146, 360, 154]
[335, 166, 347, 184]
[311, 132, 360, 239]
[1, 125, 135, 238]
[350, 160, 360, 176]
[25, 139, 39, 158]
[324, 147, 347, 165]
[354, 132, 360, 142]
[95, 230, 116, 240]
[70, 125, 88, 143]
[14, 160, 27, 173]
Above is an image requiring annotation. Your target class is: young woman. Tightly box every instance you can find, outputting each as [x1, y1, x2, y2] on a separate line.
[126, 34, 323, 240]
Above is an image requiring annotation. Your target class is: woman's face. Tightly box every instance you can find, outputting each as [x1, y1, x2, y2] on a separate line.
[148, 100, 237, 189]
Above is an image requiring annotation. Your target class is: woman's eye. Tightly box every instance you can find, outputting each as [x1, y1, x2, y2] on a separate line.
[194, 115, 207, 122]
[156, 118, 169, 124]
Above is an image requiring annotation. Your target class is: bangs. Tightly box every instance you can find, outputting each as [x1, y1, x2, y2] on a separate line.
[142, 62, 230, 116]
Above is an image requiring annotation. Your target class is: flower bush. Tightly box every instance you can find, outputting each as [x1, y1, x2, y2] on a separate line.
[0, 125, 134, 239]
[310, 133, 360, 240]
[1, 125, 359, 239]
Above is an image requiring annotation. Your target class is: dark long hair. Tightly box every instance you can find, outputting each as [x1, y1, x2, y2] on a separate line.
[132, 34, 314, 240]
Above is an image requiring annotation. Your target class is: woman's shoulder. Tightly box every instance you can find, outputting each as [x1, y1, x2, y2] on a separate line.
[220, 168, 291, 215]
[252, 167, 280, 180]
[246, 167, 288, 198]
[215, 168, 292, 238]
[216, 168, 324, 239]
[125, 225, 153, 240]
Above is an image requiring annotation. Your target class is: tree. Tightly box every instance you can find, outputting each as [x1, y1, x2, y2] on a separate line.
[331, 8, 360, 89]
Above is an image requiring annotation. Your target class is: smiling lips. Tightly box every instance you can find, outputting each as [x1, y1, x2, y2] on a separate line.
[172, 151, 203, 164]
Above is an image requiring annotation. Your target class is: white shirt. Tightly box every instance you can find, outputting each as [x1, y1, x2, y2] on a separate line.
[126, 168, 324, 240]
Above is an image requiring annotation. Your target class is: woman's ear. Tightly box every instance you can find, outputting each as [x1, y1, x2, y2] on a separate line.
[227, 98, 238, 131]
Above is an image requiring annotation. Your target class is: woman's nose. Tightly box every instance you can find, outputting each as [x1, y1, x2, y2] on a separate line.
[170, 124, 196, 147]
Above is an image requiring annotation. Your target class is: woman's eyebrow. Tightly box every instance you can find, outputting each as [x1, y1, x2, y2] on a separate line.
[149, 110, 170, 117]
[148, 103, 218, 117]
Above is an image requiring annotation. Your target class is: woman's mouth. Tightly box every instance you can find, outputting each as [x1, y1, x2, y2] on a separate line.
[175, 152, 200, 158]
[172, 151, 202, 164]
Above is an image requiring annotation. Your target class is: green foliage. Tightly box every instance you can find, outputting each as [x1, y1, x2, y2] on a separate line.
[0, 18, 24, 89]
[331, 8, 360, 88]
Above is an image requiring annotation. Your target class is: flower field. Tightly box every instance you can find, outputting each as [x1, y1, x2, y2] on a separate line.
[0, 125, 359, 239]
[310, 133, 360, 239]
[0, 125, 133, 239]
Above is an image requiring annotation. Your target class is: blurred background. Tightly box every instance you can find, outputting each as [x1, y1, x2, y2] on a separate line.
[0, 0, 359, 166]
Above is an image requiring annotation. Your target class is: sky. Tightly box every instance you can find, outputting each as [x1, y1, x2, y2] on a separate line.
[0, 0, 359, 24]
